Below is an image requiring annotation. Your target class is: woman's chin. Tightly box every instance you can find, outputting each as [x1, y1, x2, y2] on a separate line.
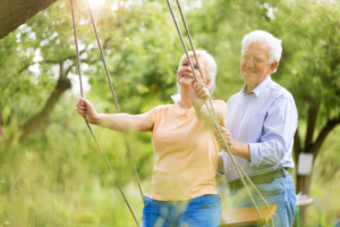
[178, 81, 190, 89]
[178, 78, 192, 86]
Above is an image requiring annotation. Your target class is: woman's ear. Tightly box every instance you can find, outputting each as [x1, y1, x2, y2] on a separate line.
[205, 77, 211, 87]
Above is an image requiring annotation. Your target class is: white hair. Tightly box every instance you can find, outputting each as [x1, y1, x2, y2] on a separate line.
[241, 30, 282, 64]
[171, 50, 217, 102]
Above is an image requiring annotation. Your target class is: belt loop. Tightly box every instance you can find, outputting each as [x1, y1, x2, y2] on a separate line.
[282, 168, 288, 177]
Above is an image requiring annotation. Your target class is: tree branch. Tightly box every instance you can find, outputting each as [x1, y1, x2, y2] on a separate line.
[310, 115, 340, 161]
[19, 65, 71, 141]
[44, 49, 87, 65]
[102, 37, 113, 50]
[0, 0, 58, 39]
[304, 100, 320, 151]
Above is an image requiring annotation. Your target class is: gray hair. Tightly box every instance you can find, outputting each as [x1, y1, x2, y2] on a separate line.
[171, 50, 217, 102]
[242, 30, 282, 65]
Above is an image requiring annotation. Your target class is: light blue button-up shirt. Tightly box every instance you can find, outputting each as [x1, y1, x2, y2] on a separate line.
[221, 76, 298, 182]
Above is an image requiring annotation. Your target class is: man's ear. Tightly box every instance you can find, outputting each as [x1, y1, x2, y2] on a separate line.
[270, 61, 279, 73]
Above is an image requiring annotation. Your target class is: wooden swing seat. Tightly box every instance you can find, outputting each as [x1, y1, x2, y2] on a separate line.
[220, 204, 277, 227]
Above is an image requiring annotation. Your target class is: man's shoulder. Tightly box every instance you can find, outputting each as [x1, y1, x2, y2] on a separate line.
[266, 80, 295, 101]
[228, 90, 243, 102]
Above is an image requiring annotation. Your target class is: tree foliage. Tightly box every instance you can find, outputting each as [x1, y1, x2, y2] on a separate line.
[0, 0, 340, 226]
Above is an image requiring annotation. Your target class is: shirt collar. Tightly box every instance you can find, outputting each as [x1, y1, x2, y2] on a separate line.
[242, 76, 272, 98]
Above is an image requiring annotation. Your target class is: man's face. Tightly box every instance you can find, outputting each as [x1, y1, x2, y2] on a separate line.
[240, 41, 278, 89]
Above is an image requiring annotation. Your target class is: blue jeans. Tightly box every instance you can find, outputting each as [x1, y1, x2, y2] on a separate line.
[229, 172, 296, 227]
[142, 195, 222, 227]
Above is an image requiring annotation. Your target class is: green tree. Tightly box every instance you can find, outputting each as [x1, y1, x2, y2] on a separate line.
[0, 0, 182, 158]
[0, 1, 182, 225]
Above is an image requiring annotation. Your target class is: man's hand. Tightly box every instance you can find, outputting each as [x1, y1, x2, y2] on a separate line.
[214, 126, 251, 161]
[76, 97, 98, 124]
[214, 126, 232, 151]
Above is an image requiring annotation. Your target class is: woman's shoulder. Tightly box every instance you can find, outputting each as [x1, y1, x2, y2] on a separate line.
[212, 99, 228, 107]
[211, 99, 228, 116]
[148, 103, 176, 113]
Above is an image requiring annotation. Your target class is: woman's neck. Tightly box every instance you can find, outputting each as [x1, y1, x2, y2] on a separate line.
[179, 89, 193, 109]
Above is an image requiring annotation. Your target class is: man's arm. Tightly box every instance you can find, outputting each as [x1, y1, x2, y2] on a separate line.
[215, 96, 297, 165]
[214, 127, 251, 161]
[247, 97, 297, 167]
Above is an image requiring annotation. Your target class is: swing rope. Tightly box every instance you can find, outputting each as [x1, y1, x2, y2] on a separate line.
[174, 0, 218, 120]
[166, 0, 270, 218]
[70, 1, 140, 226]
[84, 0, 145, 205]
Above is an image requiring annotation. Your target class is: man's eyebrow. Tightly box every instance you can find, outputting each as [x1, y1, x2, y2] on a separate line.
[243, 53, 265, 59]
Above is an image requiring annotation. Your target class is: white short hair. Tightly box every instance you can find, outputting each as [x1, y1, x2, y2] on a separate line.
[171, 50, 217, 102]
[242, 30, 282, 64]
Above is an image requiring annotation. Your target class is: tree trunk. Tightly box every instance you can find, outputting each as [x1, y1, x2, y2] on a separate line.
[0, 0, 59, 39]
[296, 173, 312, 227]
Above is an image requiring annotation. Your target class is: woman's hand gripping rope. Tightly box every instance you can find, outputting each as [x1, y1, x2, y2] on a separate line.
[76, 97, 98, 124]
[189, 79, 210, 109]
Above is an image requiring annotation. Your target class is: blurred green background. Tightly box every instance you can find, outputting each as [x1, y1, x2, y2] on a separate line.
[0, 0, 340, 226]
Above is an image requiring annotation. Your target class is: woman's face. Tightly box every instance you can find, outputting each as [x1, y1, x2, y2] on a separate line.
[177, 55, 210, 90]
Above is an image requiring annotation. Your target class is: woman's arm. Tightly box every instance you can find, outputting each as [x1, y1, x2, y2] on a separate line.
[76, 97, 154, 132]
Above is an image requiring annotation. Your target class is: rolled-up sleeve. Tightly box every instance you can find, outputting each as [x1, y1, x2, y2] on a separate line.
[248, 96, 298, 168]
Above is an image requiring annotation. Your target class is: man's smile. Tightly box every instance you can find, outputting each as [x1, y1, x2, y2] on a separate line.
[244, 69, 257, 73]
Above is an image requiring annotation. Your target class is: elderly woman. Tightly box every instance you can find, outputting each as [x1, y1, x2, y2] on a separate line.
[76, 50, 228, 227]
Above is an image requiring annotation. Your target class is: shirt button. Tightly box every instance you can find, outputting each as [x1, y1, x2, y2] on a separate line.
[240, 115, 242, 118]
[246, 99, 248, 102]
[234, 132, 237, 135]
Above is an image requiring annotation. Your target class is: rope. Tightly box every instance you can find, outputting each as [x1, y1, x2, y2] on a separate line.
[175, 0, 218, 120]
[165, 0, 270, 218]
[84, 0, 145, 205]
[70, 1, 140, 226]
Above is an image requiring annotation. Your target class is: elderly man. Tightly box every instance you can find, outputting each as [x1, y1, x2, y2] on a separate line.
[216, 30, 298, 226]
